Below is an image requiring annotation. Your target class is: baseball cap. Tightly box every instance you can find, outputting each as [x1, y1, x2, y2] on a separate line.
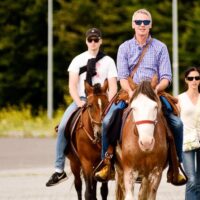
[86, 28, 102, 39]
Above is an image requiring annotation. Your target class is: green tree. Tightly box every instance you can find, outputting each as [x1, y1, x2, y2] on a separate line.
[0, 0, 47, 111]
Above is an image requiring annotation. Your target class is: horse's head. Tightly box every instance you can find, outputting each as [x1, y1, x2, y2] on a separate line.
[130, 80, 161, 152]
[85, 79, 109, 140]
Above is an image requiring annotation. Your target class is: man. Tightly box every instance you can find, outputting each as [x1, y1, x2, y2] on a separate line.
[46, 28, 118, 187]
[95, 9, 187, 185]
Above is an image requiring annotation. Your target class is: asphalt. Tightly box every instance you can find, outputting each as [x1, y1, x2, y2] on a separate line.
[0, 138, 185, 199]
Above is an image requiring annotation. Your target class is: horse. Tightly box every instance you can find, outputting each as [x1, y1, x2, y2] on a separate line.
[115, 79, 168, 200]
[66, 80, 109, 200]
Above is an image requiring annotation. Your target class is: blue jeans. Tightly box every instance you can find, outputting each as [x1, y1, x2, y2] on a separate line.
[101, 101, 127, 159]
[55, 97, 86, 171]
[164, 110, 183, 163]
[183, 149, 200, 200]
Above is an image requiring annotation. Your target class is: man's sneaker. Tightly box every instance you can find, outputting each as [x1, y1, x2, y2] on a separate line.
[46, 171, 68, 187]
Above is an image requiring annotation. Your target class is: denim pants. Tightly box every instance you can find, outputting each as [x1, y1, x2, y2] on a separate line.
[164, 109, 183, 163]
[55, 97, 86, 171]
[101, 101, 127, 159]
[183, 149, 200, 200]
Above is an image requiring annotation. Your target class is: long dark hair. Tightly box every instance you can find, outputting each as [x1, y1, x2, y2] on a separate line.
[184, 66, 200, 92]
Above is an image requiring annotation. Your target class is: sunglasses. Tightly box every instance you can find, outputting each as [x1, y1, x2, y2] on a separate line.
[134, 20, 151, 26]
[186, 76, 200, 81]
[87, 38, 100, 43]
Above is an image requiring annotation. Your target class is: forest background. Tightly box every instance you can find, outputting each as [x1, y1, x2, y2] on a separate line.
[0, 0, 200, 137]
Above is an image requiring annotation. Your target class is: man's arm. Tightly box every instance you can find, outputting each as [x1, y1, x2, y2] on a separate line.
[69, 72, 85, 107]
[107, 77, 117, 101]
[155, 78, 169, 94]
[120, 78, 134, 98]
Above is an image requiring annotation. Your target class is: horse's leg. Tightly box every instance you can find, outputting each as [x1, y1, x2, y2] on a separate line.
[101, 182, 108, 200]
[147, 172, 162, 200]
[84, 175, 94, 200]
[70, 161, 82, 200]
[124, 168, 137, 200]
[91, 179, 97, 200]
[115, 167, 125, 200]
[138, 178, 148, 200]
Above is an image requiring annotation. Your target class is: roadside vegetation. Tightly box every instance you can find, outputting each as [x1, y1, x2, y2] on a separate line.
[0, 105, 64, 138]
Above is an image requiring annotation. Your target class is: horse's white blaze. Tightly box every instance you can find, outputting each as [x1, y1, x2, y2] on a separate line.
[98, 98, 102, 115]
[93, 98, 102, 137]
[131, 94, 157, 151]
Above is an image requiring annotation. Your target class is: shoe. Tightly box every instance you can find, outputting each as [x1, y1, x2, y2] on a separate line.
[167, 166, 188, 186]
[46, 171, 68, 187]
[95, 164, 115, 182]
[95, 165, 109, 182]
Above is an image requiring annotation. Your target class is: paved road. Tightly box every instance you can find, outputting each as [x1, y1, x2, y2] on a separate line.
[0, 138, 185, 199]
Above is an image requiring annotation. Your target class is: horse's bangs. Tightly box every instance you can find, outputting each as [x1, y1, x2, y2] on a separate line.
[132, 81, 158, 103]
[93, 83, 102, 94]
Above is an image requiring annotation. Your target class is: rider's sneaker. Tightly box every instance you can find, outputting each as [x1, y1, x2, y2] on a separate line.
[46, 171, 68, 187]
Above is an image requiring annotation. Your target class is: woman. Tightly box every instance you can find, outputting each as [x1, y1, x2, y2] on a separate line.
[177, 67, 200, 200]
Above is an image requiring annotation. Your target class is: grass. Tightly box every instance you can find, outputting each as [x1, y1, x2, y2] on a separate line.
[0, 105, 65, 138]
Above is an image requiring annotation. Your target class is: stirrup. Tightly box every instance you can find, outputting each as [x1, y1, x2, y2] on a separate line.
[167, 164, 188, 186]
[95, 164, 110, 182]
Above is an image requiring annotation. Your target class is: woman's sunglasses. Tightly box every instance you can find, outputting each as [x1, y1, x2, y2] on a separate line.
[87, 38, 100, 43]
[134, 20, 151, 26]
[186, 76, 200, 81]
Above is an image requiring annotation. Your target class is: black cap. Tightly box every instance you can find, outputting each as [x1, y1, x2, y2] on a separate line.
[86, 28, 102, 39]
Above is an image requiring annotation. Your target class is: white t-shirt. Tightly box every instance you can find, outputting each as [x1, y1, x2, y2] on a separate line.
[68, 51, 117, 97]
[178, 92, 200, 138]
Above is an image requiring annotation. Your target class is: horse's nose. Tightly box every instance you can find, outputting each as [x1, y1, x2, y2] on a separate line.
[139, 138, 155, 152]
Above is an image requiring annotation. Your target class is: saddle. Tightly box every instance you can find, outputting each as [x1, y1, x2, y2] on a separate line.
[64, 106, 86, 156]
[158, 91, 179, 116]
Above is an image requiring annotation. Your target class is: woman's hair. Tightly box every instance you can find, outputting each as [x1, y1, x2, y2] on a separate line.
[184, 66, 200, 78]
[184, 66, 200, 92]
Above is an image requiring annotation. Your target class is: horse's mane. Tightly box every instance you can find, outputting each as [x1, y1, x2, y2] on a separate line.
[93, 83, 102, 95]
[131, 81, 159, 103]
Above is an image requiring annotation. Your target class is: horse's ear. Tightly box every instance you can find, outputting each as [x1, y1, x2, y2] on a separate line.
[102, 79, 108, 92]
[84, 80, 93, 95]
[128, 77, 137, 91]
[151, 74, 158, 89]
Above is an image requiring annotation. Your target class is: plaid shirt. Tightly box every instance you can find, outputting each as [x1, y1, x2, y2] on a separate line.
[117, 36, 172, 84]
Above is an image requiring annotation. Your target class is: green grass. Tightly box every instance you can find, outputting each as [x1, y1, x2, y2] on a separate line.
[0, 105, 65, 138]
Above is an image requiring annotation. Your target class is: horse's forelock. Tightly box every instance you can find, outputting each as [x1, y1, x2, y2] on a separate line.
[132, 81, 158, 102]
[93, 83, 102, 94]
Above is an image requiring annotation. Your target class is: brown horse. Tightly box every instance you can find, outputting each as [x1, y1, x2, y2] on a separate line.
[116, 80, 168, 200]
[66, 80, 109, 200]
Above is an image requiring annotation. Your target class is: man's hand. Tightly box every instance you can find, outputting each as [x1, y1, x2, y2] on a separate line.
[77, 100, 85, 108]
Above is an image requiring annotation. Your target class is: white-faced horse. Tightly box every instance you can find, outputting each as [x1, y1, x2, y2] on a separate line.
[116, 80, 168, 200]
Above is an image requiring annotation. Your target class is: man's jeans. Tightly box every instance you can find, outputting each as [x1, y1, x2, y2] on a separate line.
[101, 101, 127, 159]
[55, 97, 86, 172]
[183, 149, 200, 200]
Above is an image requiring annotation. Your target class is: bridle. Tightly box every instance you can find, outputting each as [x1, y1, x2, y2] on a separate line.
[135, 119, 158, 125]
[80, 93, 108, 144]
